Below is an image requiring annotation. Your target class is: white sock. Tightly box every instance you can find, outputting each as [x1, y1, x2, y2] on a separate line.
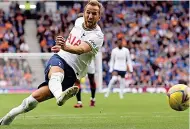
[49, 72, 64, 99]
[105, 76, 117, 97]
[8, 95, 38, 117]
[91, 97, 95, 101]
[77, 101, 82, 104]
[119, 78, 125, 99]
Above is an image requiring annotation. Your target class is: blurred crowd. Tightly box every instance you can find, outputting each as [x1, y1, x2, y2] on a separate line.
[36, 1, 189, 87]
[101, 1, 189, 87]
[0, 2, 31, 87]
[0, 59, 32, 87]
[0, 2, 29, 53]
[0, 1, 189, 88]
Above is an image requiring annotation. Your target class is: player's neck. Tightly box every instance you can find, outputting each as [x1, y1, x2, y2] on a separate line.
[118, 46, 122, 49]
[82, 23, 97, 31]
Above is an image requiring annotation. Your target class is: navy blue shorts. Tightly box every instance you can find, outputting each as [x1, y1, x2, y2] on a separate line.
[38, 54, 77, 97]
[113, 70, 126, 78]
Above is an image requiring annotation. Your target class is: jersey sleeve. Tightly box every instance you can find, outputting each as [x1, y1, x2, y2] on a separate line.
[84, 33, 104, 55]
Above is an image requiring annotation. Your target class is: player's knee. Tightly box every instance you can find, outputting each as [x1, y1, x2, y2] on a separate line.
[22, 95, 38, 112]
[117, 76, 121, 81]
[49, 72, 64, 83]
[75, 80, 81, 89]
[112, 76, 118, 81]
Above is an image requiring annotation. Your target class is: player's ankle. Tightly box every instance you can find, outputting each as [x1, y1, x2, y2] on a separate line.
[91, 97, 95, 101]
[77, 101, 82, 104]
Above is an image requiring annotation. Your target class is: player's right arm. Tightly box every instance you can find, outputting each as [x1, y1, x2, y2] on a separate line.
[62, 41, 92, 55]
[51, 36, 92, 54]
[51, 36, 65, 53]
[109, 49, 115, 73]
[59, 14, 90, 55]
[52, 35, 102, 55]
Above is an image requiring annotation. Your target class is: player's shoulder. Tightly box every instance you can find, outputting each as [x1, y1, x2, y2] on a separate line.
[75, 17, 83, 26]
[95, 25, 104, 38]
[123, 47, 130, 53]
[123, 47, 129, 51]
[112, 47, 118, 52]
[88, 25, 104, 40]
[86, 27, 104, 41]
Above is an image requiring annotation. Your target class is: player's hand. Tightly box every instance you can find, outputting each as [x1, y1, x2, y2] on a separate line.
[51, 45, 61, 53]
[56, 36, 66, 47]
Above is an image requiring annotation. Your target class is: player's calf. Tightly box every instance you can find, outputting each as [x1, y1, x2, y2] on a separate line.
[0, 95, 38, 125]
[49, 72, 64, 100]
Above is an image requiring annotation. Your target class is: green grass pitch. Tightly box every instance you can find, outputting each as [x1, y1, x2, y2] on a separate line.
[0, 93, 189, 129]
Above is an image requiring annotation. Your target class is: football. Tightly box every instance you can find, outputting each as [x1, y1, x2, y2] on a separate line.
[167, 84, 190, 111]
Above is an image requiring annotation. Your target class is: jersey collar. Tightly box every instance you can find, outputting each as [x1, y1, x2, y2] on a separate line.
[82, 23, 97, 31]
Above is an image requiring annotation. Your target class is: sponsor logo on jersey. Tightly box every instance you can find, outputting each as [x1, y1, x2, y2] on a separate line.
[89, 40, 96, 48]
[67, 33, 81, 46]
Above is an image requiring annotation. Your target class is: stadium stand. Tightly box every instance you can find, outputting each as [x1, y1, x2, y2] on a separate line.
[0, 2, 32, 87]
[0, 1, 189, 89]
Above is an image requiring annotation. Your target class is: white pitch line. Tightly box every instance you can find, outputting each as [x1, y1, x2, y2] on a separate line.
[17, 116, 107, 119]
[120, 115, 188, 118]
[16, 114, 188, 120]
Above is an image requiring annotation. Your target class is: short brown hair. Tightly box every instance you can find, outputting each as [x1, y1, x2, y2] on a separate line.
[84, 0, 104, 16]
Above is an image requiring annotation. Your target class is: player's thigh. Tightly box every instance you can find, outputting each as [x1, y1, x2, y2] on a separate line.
[32, 86, 52, 102]
[48, 66, 64, 79]
[45, 54, 65, 79]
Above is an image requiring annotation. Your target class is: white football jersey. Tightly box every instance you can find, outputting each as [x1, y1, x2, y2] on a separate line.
[57, 17, 104, 79]
[109, 47, 133, 72]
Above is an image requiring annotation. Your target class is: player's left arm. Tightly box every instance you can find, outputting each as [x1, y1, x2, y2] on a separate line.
[126, 49, 133, 73]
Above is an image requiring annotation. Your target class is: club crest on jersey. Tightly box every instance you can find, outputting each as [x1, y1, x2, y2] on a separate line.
[59, 62, 61, 66]
[81, 33, 86, 38]
[67, 33, 81, 46]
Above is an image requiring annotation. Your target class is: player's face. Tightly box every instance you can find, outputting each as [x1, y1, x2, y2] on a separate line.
[84, 4, 100, 29]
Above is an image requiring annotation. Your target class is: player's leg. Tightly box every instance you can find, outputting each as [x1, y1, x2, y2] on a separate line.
[119, 78, 126, 99]
[0, 85, 52, 125]
[46, 54, 79, 106]
[88, 73, 96, 106]
[118, 71, 126, 99]
[87, 61, 96, 106]
[48, 66, 78, 106]
[74, 79, 83, 108]
[48, 65, 64, 101]
[105, 71, 118, 97]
